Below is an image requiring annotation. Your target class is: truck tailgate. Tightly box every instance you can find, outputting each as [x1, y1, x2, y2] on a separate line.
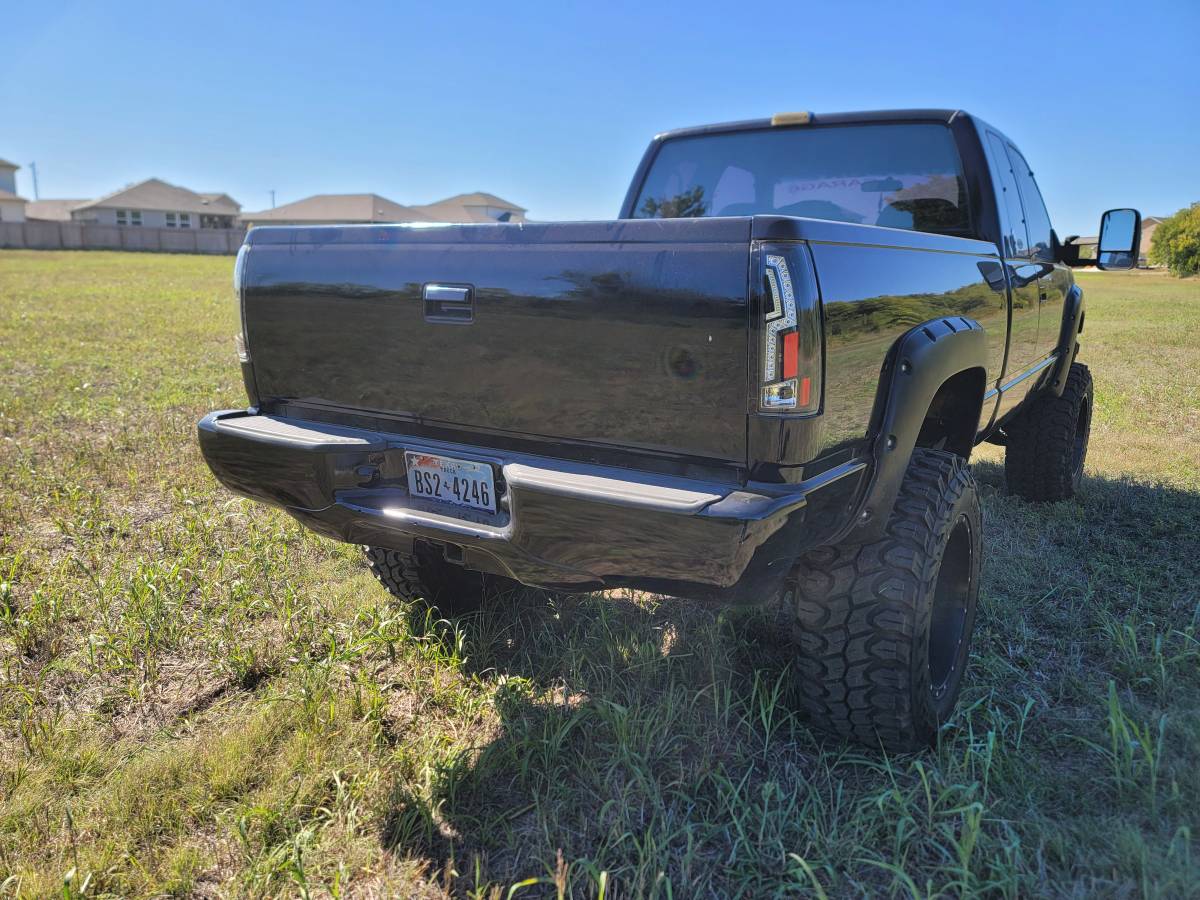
[241, 219, 752, 462]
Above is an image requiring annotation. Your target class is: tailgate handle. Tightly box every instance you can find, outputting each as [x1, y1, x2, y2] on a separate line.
[423, 283, 474, 324]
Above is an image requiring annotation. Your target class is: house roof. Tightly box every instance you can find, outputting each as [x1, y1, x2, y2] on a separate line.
[199, 192, 239, 208]
[26, 198, 87, 221]
[0, 159, 18, 170]
[445, 191, 525, 210]
[0, 189, 27, 202]
[241, 193, 437, 223]
[410, 191, 527, 223]
[75, 178, 241, 215]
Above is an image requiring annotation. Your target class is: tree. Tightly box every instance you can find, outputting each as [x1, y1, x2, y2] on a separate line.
[1149, 203, 1200, 276]
[640, 186, 707, 218]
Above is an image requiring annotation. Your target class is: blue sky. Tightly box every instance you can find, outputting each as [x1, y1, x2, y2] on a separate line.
[3, 0, 1197, 235]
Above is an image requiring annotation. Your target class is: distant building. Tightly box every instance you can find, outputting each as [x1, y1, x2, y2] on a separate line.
[240, 193, 434, 228]
[240, 190, 527, 227]
[1139, 216, 1164, 266]
[70, 178, 240, 229]
[410, 192, 527, 224]
[25, 199, 88, 222]
[0, 159, 28, 223]
[0, 158, 20, 195]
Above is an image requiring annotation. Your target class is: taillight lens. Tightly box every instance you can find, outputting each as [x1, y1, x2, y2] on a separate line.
[233, 243, 249, 362]
[759, 245, 821, 414]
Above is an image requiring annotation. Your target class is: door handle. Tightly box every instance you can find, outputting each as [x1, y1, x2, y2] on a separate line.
[423, 283, 474, 324]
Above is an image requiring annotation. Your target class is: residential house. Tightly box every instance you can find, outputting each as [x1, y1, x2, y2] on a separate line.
[408, 192, 527, 223]
[240, 191, 527, 227]
[70, 178, 241, 229]
[0, 159, 27, 223]
[239, 193, 435, 227]
[25, 199, 88, 222]
[1139, 216, 1164, 266]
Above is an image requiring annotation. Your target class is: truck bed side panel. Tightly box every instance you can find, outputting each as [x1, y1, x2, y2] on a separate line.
[786, 221, 1003, 460]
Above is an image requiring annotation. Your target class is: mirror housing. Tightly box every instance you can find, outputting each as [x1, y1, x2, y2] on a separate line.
[1097, 208, 1141, 270]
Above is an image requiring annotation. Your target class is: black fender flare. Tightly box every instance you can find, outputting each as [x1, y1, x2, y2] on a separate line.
[1046, 283, 1085, 397]
[838, 316, 988, 545]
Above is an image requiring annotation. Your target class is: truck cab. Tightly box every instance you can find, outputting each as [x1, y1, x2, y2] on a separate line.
[621, 109, 1135, 447]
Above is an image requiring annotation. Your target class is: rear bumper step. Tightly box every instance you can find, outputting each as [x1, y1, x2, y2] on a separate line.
[198, 410, 864, 595]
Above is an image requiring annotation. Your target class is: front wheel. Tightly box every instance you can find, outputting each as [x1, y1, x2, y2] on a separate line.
[1004, 362, 1093, 502]
[789, 448, 982, 752]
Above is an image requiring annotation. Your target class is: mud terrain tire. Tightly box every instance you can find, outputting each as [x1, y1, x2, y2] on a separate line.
[1004, 362, 1093, 502]
[790, 448, 982, 751]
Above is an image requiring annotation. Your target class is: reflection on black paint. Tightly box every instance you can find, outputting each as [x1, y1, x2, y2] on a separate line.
[810, 241, 1004, 455]
[245, 237, 751, 461]
[242, 220, 1018, 477]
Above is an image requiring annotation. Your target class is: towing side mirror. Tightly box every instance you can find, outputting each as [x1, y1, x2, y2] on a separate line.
[1097, 208, 1141, 270]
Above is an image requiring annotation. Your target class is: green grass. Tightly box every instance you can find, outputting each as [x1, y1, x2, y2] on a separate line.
[1, 251, 1198, 897]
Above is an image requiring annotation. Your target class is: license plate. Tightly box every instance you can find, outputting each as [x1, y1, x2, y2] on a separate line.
[405, 451, 497, 513]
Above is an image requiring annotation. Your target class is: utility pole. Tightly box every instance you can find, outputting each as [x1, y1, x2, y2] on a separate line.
[269, 189, 276, 209]
[29, 161, 39, 200]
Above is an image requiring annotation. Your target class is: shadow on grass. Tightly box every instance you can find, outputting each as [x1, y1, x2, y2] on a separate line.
[377, 465, 1200, 895]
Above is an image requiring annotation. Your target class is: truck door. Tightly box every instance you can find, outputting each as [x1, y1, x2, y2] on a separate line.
[1005, 143, 1069, 363]
[984, 132, 1041, 376]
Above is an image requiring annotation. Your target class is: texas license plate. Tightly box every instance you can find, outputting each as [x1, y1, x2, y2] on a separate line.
[404, 452, 497, 513]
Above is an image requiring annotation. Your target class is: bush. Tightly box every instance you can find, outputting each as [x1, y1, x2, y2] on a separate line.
[1149, 203, 1200, 276]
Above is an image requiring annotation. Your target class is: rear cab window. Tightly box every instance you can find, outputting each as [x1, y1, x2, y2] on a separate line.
[632, 123, 972, 237]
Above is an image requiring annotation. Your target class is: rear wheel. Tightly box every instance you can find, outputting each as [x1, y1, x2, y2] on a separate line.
[1004, 362, 1093, 502]
[364, 542, 519, 615]
[789, 448, 982, 752]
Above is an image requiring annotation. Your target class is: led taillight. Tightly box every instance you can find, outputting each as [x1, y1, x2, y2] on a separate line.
[759, 249, 820, 414]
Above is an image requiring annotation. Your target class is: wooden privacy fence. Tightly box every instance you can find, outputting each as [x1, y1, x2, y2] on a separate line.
[0, 220, 245, 255]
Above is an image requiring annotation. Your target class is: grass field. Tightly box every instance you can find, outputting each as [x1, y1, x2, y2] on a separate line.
[1, 250, 1198, 898]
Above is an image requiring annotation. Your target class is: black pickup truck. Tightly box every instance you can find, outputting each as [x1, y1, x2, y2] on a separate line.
[199, 109, 1141, 750]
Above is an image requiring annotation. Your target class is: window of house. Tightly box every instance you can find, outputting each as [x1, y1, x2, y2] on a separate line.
[116, 209, 128, 225]
[130, 211, 142, 227]
[166, 213, 177, 227]
[179, 213, 191, 228]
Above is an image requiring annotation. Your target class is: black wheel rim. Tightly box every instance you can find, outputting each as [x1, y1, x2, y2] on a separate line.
[928, 516, 972, 698]
[1071, 396, 1091, 484]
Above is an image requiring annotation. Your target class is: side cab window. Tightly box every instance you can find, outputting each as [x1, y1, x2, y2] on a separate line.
[1004, 145, 1054, 262]
[985, 132, 1029, 259]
